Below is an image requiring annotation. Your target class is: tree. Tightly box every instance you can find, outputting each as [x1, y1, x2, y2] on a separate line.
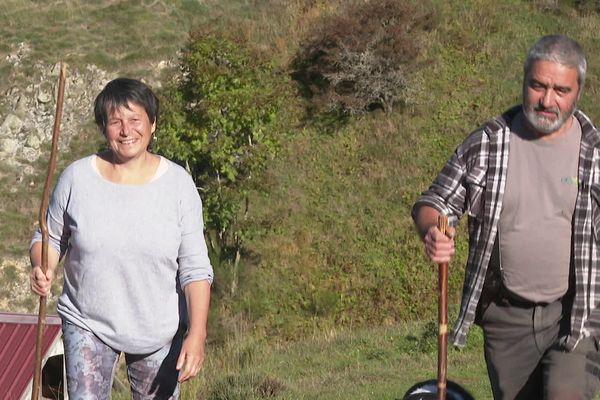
[156, 32, 282, 280]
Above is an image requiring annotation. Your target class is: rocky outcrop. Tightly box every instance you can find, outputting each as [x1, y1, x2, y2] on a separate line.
[0, 41, 173, 172]
[0, 59, 114, 169]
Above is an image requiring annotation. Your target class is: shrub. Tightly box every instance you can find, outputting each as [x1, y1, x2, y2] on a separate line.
[291, 0, 434, 115]
[208, 373, 286, 400]
[156, 31, 283, 255]
[572, 0, 600, 13]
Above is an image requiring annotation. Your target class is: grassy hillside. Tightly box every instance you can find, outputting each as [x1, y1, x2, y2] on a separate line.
[3, 1, 600, 398]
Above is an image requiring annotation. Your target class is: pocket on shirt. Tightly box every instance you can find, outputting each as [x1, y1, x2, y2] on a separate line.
[465, 167, 487, 220]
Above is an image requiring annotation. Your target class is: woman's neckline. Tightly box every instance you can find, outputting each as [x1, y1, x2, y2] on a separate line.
[91, 153, 168, 185]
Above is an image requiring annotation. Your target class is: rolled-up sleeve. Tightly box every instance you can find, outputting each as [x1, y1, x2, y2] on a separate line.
[177, 176, 214, 288]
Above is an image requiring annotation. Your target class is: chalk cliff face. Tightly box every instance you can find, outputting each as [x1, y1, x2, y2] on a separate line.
[0, 44, 113, 169]
[0, 41, 171, 172]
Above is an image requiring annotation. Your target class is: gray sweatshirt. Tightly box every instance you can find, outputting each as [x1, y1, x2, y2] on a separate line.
[32, 155, 213, 353]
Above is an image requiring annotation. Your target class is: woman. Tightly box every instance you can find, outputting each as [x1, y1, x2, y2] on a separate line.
[30, 78, 213, 399]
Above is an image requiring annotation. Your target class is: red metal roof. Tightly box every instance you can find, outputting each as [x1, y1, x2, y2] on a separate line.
[0, 312, 62, 400]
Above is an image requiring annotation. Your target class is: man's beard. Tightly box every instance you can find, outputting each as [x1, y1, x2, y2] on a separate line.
[523, 102, 576, 135]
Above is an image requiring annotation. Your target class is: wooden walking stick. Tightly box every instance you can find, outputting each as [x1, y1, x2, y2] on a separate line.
[403, 213, 474, 400]
[31, 63, 67, 400]
[437, 214, 449, 400]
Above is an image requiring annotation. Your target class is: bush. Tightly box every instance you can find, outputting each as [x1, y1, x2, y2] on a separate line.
[156, 31, 283, 253]
[572, 0, 600, 13]
[292, 0, 434, 115]
[208, 374, 286, 400]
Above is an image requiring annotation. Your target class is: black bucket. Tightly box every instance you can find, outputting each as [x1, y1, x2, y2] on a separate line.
[402, 379, 475, 400]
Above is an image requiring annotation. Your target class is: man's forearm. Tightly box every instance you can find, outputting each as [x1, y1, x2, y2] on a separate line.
[413, 204, 442, 240]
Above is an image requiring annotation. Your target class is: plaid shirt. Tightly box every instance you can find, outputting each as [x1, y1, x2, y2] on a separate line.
[413, 105, 600, 349]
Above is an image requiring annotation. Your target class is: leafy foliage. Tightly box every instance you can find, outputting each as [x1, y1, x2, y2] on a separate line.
[156, 31, 283, 251]
[291, 0, 433, 114]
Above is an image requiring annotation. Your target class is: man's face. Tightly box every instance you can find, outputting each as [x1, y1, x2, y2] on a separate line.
[522, 59, 580, 137]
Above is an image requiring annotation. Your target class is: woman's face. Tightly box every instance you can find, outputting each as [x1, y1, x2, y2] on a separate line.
[105, 101, 156, 163]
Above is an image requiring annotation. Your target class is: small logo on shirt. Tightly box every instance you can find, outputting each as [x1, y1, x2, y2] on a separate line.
[561, 176, 578, 186]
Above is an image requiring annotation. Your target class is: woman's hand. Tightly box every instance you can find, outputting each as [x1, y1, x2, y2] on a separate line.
[178, 279, 211, 382]
[30, 266, 54, 296]
[29, 241, 60, 296]
[176, 333, 206, 382]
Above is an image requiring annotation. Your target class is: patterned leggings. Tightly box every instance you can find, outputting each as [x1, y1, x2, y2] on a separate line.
[62, 322, 182, 400]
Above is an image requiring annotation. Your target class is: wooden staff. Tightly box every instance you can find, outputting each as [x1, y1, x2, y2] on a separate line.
[31, 63, 67, 400]
[437, 214, 449, 400]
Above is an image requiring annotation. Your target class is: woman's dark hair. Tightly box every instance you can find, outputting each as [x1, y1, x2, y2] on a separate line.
[94, 78, 159, 133]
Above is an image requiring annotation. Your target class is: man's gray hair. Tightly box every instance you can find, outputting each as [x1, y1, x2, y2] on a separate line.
[524, 34, 587, 88]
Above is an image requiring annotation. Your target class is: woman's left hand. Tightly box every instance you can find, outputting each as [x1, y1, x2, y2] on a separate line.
[176, 333, 206, 382]
[178, 279, 211, 382]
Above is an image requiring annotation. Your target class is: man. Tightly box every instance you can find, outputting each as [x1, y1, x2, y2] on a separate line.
[412, 34, 600, 399]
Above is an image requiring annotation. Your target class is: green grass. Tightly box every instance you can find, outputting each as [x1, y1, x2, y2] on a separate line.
[113, 321, 490, 400]
[0, 1, 207, 68]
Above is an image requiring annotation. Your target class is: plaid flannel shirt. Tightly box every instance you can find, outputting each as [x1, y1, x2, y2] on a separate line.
[413, 105, 600, 350]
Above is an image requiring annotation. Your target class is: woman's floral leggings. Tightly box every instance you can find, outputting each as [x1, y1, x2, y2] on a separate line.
[62, 322, 182, 399]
